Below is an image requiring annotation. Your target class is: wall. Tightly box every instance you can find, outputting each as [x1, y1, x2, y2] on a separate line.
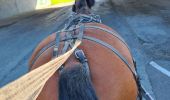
[0, 0, 37, 20]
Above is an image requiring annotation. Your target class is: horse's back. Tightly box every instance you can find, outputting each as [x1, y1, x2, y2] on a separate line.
[29, 23, 138, 100]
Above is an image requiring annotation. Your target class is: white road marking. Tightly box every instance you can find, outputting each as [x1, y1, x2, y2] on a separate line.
[149, 61, 170, 77]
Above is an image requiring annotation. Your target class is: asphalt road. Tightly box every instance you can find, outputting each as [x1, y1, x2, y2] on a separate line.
[0, 0, 169, 100]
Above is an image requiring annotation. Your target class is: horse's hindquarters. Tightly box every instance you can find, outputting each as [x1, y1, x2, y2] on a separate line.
[29, 23, 138, 100]
[79, 23, 138, 100]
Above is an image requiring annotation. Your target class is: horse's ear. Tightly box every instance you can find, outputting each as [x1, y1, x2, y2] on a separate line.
[86, 0, 95, 8]
[72, 4, 76, 12]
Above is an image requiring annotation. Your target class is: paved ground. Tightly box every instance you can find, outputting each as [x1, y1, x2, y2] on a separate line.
[108, 0, 170, 100]
[0, 7, 71, 87]
[0, 0, 170, 100]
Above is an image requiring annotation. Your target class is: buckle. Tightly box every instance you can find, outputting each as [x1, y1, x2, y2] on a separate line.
[75, 49, 85, 59]
[74, 49, 88, 63]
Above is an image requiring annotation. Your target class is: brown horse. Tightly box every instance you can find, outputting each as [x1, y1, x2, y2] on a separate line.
[29, 0, 140, 100]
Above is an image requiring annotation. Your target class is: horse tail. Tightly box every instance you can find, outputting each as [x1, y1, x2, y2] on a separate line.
[59, 64, 98, 100]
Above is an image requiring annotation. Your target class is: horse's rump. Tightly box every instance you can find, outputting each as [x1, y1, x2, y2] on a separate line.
[29, 23, 138, 100]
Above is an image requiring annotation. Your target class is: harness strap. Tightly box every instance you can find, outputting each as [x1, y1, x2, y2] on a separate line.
[85, 25, 138, 74]
[30, 41, 56, 67]
[53, 32, 60, 57]
[75, 49, 90, 76]
[83, 36, 137, 77]
[53, 25, 86, 72]
[64, 13, 101, 29]
[77, 24, 85, 40]
[54, 25, 132, 56]
[58, 34, 137, 77]
[85, 25, 133, 56]
[77, 14, 102, 23]
[60, 24, 85, 54]
[62, 42, 70, 54]
[86, 25, 125, 43]
[139, 84, 154, 100]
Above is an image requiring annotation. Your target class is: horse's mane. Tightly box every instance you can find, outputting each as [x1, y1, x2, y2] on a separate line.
[59, 64, 98, 100]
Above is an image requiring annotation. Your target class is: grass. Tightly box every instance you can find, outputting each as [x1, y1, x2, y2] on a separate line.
[51, 0, 74, 5]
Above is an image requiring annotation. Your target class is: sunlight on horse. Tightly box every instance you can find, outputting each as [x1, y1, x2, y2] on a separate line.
[29, 0, 139, 100]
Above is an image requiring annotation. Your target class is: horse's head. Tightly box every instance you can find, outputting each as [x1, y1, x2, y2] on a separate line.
[72, 0, 95, 14]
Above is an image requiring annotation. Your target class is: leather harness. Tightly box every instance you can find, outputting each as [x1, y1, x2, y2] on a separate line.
[30, 13, 154, 100]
